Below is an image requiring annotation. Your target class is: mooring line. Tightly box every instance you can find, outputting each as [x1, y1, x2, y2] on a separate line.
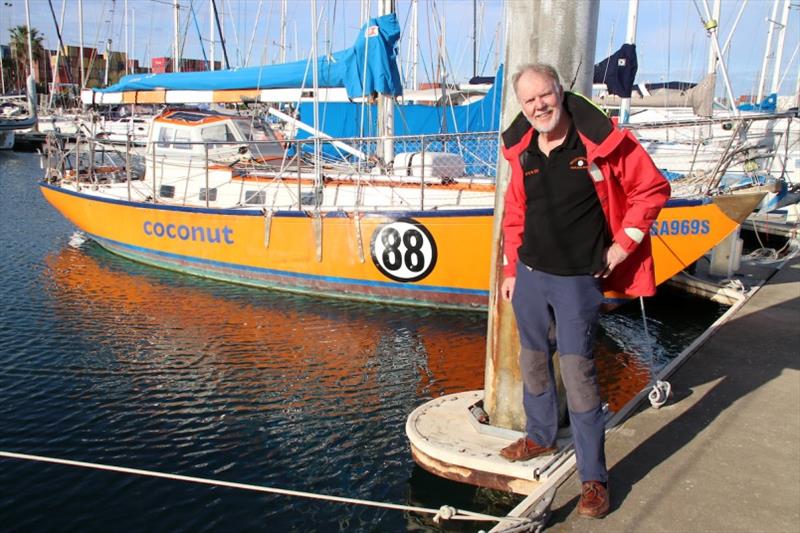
[0, 451, 530, 526]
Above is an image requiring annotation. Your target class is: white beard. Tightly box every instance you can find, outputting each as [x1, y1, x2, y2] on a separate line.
[527, 106, 561, 134]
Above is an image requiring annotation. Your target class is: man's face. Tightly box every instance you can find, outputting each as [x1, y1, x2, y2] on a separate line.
[516, 71, 563, 134]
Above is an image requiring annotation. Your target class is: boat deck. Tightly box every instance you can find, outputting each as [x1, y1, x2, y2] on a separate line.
[543, 255, 800, 531]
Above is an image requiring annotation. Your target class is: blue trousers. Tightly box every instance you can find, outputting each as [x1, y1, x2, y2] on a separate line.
[512, 263, 607, 483]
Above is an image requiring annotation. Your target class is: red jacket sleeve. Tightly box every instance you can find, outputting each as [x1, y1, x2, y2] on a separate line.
[501, 143, 527, 277]
[602, 129, 671, 253]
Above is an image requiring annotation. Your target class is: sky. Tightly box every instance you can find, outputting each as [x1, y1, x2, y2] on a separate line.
[1, 0, 798, 97]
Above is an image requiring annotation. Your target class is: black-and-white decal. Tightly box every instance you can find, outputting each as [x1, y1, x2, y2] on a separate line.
[370, 218, 437, 282]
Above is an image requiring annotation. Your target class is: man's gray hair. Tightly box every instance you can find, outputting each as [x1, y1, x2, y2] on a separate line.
[512, 63, 562, 95]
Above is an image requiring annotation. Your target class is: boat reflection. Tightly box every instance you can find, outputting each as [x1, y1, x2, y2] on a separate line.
[42, 244, 488, 403]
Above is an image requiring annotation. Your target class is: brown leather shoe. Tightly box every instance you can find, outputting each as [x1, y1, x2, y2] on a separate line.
[499, 437, 557, 462]
[577, 480, 610, 518]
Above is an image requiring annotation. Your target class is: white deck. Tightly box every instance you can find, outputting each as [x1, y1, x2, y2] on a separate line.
[406, 391, 574, 495]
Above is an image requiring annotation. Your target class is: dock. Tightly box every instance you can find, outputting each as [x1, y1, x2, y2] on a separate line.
[534, 255, 800, 531]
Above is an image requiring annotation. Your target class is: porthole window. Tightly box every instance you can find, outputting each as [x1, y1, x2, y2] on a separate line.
[245, 190, 266, 204]
[199, 188, 218, 202]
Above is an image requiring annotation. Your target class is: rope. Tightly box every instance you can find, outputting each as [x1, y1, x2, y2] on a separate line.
[746, 218, 800, 264]
[640, 297, 672, 409]
[0, 451, 529, 526]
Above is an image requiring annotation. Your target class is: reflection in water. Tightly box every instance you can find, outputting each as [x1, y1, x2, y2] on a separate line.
[43, 246, 488, 399]
[42, 245, 666, 417]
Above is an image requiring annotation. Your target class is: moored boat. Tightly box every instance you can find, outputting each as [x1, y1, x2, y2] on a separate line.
[39, 106, 763, 310]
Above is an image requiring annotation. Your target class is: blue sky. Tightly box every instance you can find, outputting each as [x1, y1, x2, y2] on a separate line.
[2, 0, 798, 96]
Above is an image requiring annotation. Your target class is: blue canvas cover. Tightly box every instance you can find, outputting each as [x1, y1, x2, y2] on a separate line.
[292, 66, 503, 176]
[99, 14, 403, 98]
[738, 93, 777, 112]
[296, 64, 503, 139]
[593, 43, 638, 98]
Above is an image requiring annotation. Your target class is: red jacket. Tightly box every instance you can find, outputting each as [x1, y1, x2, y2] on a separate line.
[501, 92, 671, 297]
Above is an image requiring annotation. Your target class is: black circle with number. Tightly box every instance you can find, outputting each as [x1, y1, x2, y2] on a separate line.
[370, 218, 438, 283]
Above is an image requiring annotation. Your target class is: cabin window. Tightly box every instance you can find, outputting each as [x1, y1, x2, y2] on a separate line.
[199, 188, 217, 202]
[159, 185, 175, 198]
[244, 190, 266, 205]
[173, 130, 192, 150]
[157, 127, 175, 148]
[300, 191, 320, 206]
[234, 118, 284, 159]
[201, 124, 237, 148]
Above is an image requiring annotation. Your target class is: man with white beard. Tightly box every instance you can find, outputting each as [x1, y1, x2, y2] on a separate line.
[497, 63, 670, 519]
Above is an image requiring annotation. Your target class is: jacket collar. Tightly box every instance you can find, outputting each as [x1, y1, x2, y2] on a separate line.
[502, 92, 619, 158]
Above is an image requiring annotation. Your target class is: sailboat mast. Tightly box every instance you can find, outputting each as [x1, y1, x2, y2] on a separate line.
[78, 0, 85, 88]
[699, 0, 738, 113]
[311, 0, 321, 191]
[24, 0, 34, 79]
[211, 0, 229, 69]
[378, 0, 395, 164]
[618, 0, 638, 124]
[131, 8, 136, 73]
[706, 0, 720, 75]
[209, 0, 215, 70]
[770, 0, 791, 95]
[473, 0, 477, 79]
[173, 0, 180, 72]
[47, 0, 72, 87]
[720, 0, 749, 59]
[411, 0, 419, 90]
[124, 0, 129, 74]
[280, 0, 287, 64]
[757, 0, 780, 102]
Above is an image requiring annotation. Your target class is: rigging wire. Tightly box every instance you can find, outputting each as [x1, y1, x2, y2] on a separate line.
[84, 0, 108, 86]
[244, 0, 264, 67]
[223, 0, 241, 67]
[177, 0, 193, 66]
[188, 0, 209, 66]
[258, 0, 274, 66]
[143, 1, 155, 69]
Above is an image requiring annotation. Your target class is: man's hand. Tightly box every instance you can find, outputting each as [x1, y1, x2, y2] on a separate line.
[594, 242, 630, 278]
[501, 276, 516, 301]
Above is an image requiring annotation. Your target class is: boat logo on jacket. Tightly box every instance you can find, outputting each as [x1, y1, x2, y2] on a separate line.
[569, 156, 588, 170]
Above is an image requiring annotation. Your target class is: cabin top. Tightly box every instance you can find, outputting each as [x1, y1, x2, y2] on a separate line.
[154, 109, 231, 126]
[148, 108, 283, 161]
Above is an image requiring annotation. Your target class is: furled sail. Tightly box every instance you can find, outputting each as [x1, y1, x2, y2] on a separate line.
[593, 43, 638, 98]
[98, 14, 403, 98]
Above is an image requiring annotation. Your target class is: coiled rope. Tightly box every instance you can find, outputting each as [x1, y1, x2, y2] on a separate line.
[0, 451, 530, 526]
[640, 297, 672, 409]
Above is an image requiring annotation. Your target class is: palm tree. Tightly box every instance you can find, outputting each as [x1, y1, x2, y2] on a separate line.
[8, 25, 45, 92]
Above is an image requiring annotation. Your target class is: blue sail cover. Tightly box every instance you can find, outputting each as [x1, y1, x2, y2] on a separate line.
[292, 66, 503, 176]
[99, 14, 403, 98]
[296, 64, 503, 139]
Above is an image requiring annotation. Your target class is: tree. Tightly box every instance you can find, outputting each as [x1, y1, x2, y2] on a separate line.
[8, 25, 45, 92]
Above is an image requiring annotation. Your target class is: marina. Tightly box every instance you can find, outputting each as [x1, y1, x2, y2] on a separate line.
[0, 150, 743, 530]
[2, 0, 800, 530]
